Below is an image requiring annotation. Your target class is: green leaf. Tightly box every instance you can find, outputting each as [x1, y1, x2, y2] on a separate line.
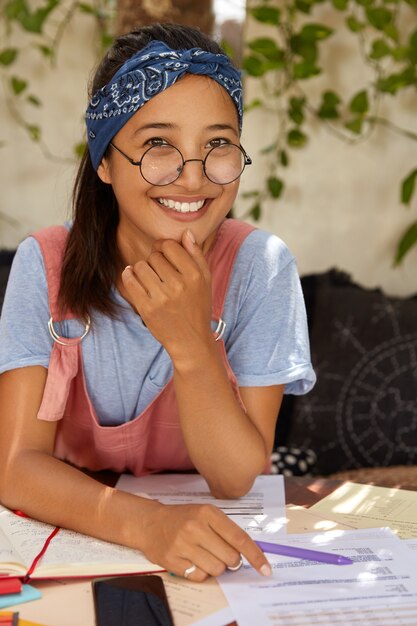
[318, 90, 342, 119]
[244, 98, 263, 112]
[289, 109, 304, 124]
[101, 33, 114, 51]
[290, 36, 318, 63]
[280, 150, 289, 167]
[243, 55, 266, 77]
[293, 60, 321, 79]
[355, 0, 373, 6]
[37, 44, 54, 58]
[366, 7, 393, 30]
[290, 96, 306, 109]
[0, 48, 18, 66]
[289, 96, 306, 125]
[408, 29, 417, 63]
[220, 39, 235, 60]
[17, 0, 59, 35]
[5, 0, 27, 20]
[332, 0, 349, 9]
[287, 128, 308, 147]
[26, 124, 41, 141]
[383, 23, 399, 42]
[377, 67, 415, 94]
[250, 6, 281, 25]
[74, 141, 87, 158]
[391, 45, 408, 61]
[267, 176, 284, 198]
[241, 190, 260, 199]
[345, 118, 363, 134]
[26, 94, 41, 106]
[401, 168, 417, 204]
[322, 91, 341, 107]
[78, 2, 95, 13]
[260, 142, 278, 154]
[295, 0, 315, 13]
[299, 23, 333, 42]
[250, 202, 261, 221]
[370, 39, 391, 59]
[346, 15, 365, 32]
[10, 76, 27, 95]
[349, 90, 369, 114]
[248, 38, 284, 63]
[394, 221, 417, 265]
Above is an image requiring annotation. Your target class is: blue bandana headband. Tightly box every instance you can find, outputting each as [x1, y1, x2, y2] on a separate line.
[85, 40, 243, 170]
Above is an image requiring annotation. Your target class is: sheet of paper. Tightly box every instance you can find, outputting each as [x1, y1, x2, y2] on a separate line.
[117, 473, 287, 538]
[309, 481, 417, 539]
[218, 528, 417, 626]
[158, 573, 231, 626]
[404, 538, 417, 552]
[285, 504, 356, 534]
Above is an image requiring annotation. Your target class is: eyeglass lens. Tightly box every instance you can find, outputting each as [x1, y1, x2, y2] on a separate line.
[140, 144, 246, 186]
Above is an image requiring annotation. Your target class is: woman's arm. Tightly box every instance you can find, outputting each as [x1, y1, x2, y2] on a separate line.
[0, 366, 271, 581]
[122, 231, 283, 498]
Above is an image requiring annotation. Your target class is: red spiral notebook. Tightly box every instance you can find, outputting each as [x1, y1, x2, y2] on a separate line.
[0, 507, 163, 582]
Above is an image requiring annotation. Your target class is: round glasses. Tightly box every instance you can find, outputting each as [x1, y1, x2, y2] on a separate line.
[109, 142, 252, 186]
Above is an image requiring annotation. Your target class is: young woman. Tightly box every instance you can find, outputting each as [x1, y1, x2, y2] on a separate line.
[0, 23, 315, 581]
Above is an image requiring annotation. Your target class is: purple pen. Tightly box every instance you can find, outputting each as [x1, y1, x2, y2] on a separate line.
[255, 540, 353, 565]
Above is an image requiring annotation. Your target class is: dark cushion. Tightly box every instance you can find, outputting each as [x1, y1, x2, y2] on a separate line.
[287, 269, 417, 476]
[0, 249, 16, 314]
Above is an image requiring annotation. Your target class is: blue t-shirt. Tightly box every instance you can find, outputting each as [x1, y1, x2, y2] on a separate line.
[0, 227, 316, 425]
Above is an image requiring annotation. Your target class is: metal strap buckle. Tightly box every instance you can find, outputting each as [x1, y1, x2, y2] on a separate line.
[213, 318, 226, 342]
[48, 315, 91, 346]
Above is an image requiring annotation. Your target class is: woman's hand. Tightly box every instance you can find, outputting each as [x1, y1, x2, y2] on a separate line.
[121, 230, 213, 361]
[140, 501, 272, 582]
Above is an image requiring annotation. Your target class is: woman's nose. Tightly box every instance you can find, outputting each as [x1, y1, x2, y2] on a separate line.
[175, 158, 207, 189]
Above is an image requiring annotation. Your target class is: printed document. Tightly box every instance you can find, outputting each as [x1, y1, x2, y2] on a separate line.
[218, 527, 417, 626]
[310, 481, 417, 539]
[117, 473, 287, 539]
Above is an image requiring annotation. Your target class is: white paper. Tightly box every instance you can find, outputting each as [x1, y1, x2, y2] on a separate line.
[218, 528, 417, 626]
[117, 473, 287, 538]
[404, 538, 417, 552]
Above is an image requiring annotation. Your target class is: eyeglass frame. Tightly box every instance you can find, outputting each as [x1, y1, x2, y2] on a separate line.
[108, 141, 252, 186]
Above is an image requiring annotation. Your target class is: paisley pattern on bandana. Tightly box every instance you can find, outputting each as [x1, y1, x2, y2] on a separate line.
[86, 41, 243, 170]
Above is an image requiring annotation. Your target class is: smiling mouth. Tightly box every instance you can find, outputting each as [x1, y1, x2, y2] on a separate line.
[157, 198, 206, 213]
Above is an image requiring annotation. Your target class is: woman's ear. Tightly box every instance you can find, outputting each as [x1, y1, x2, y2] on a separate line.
[97, 156, 112, 184]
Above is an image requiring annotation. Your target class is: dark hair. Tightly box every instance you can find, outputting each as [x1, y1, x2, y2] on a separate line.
[59, 23, 225, 319]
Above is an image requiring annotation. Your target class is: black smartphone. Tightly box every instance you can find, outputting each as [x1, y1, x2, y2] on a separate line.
[92, 574, 174, 626]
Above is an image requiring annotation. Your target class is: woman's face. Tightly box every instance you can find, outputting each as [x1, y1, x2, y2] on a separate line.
[98, 74, 241, 263]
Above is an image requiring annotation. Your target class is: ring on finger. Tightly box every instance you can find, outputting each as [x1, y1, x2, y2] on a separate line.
[184, 564, 197, 579]
[227, 556, 243, 572]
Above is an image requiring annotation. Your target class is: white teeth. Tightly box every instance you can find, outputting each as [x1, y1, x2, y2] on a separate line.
[158, 198, 205, 213]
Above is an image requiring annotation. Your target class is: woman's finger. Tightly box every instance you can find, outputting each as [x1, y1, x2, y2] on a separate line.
[181, 229, 212, 283]
[147, 250, 179, 284]
[206, 509, 272, 577]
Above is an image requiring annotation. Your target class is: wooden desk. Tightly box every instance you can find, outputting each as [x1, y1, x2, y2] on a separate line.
[7, 477, 356, 626]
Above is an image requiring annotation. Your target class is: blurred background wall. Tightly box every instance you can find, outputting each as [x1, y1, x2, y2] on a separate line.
[0, 0, 415, 296]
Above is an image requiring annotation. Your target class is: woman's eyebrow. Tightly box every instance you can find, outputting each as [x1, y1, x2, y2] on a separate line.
[206, 123, 237, 132]
[131, 122, 237, 136]
[132, 122, 176, 136]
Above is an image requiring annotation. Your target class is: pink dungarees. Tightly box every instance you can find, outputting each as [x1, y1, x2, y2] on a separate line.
[34, 219, 254, 475]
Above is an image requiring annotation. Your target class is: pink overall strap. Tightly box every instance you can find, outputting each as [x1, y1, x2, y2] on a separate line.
[208, 219, 255, 321]
[33, 225, 72, 320]
[32, 226, 81, 423]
